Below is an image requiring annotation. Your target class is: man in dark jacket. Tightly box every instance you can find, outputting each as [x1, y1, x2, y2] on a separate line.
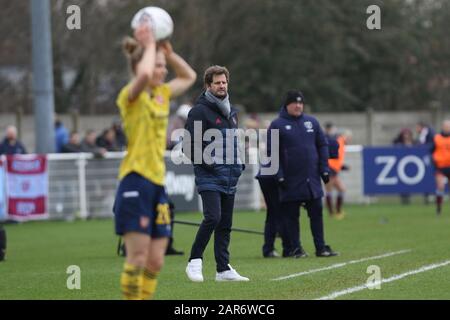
[268, 90, 338, 258]
[0, 126, 27, 155]
[416, 121, 435, 146]
[184, 65, 249, 282]
[62, 131, 82, 153]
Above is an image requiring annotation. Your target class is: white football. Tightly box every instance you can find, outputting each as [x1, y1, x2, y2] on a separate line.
[131, 6, 174, 41]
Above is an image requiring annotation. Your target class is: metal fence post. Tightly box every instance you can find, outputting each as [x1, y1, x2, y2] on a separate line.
[366, 107, 374, 146]
[76, 154, 88, 219]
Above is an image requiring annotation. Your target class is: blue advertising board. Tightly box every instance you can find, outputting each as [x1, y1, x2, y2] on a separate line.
[363, 146, 436, 195]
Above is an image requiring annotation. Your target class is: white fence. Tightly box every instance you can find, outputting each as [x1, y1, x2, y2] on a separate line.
[2, 147, 366, 221]
[46, 151, 264, 220]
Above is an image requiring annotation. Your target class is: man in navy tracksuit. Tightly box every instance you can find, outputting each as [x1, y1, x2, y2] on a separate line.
[267, 90, 338, 258]
[184, 66, 249, 282]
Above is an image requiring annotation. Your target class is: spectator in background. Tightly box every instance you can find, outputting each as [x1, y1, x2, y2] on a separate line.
[0, 125, 27, 155]
[61, 131, 82, 153]
[112, 119, 127, 151]
[416, 122, 435, 146]
[55, 118, 69, 153]
[166, 103, 192, 150]
[392, 128, 416, 205]
[432, 120, 450, 215]
[325, 129, 352, 219]
[324, 122, 340, 161]
[393, 128, 415, 146]
[96, 128, 121, 152]
[81, 129, 106, 158]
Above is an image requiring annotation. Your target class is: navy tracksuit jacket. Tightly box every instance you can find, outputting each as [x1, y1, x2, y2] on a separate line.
[268, 107, 329, 202]
[260, 107, 330, 253]
[184, 93, 244, 195]
[184, 92, 244, 271]
[0, 139, 27, 155]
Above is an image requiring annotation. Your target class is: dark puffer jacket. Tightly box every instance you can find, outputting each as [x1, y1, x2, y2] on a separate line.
[184, 93, 244, 195]
[266, 107, 329, 202]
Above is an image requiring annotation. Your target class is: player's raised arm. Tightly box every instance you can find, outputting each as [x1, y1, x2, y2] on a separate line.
[159, 41, 197, 98]
[125, 24, 157, 102]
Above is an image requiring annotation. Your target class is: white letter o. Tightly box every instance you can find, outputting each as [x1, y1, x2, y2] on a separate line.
[397, 155, 425, 185]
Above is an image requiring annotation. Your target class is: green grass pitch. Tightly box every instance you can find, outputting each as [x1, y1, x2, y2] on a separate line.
[1, 203, 450, 300]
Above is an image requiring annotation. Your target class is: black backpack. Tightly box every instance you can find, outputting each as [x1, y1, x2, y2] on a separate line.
[0, 225, 6, 262]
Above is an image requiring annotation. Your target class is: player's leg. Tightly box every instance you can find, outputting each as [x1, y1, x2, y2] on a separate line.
[121, 232, 150, 300]
[435, 171, 446, 214]
[186, 191, 222, 282]
[142, 237, 169, 300]
[214, 193, 235, 272]
[189, 191, 222, 261]
[325, 181, 334, 215]
[141, 187, 172, 299]
[305, 198, 338, 257]
[325, 170, 337, 216]
[334, 176, 346, 218]
[305, 198, 325, 252]
[114, 173, 153, 300]
[280, 200, 302, 257]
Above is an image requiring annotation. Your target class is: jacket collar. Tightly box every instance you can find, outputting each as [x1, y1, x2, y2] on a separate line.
[197, 92, 238, 118]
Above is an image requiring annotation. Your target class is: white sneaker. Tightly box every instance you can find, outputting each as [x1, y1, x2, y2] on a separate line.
[186, 259, 204, 282]
[216, 265, 250, 282]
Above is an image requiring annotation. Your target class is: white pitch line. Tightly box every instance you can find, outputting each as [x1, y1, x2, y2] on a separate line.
[272, 249, 412, 281]
[317, 260, 450, 300]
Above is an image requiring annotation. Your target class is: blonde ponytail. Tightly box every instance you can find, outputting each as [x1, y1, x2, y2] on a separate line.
[122, 36, 144, 74]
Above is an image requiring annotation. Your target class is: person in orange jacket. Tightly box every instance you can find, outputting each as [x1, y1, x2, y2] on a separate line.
[325, 129, 352, 220]
[432, 120, 450, 215]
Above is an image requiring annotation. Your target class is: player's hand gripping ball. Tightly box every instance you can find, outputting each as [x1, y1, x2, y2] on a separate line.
[131, 7, 174, 41]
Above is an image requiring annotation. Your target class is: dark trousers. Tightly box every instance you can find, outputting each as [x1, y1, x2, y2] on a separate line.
[189, 191, 235, 272]
[0, 225, 6, 261]
[280, 198, 326, 253]
[167, 201, 176, 250]
[258, 179, 290, 256]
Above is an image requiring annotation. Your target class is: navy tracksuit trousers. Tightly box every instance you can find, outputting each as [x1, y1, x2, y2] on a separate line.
[189, 191, 235, 272]
[258, 178, 290, 256]
[281, 197, 326, 253]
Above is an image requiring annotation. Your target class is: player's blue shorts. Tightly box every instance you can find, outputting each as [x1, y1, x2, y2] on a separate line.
[113, 172, 172, 238]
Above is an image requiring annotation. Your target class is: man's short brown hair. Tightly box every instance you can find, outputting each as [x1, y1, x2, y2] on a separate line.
[204, 65, 230, 87]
